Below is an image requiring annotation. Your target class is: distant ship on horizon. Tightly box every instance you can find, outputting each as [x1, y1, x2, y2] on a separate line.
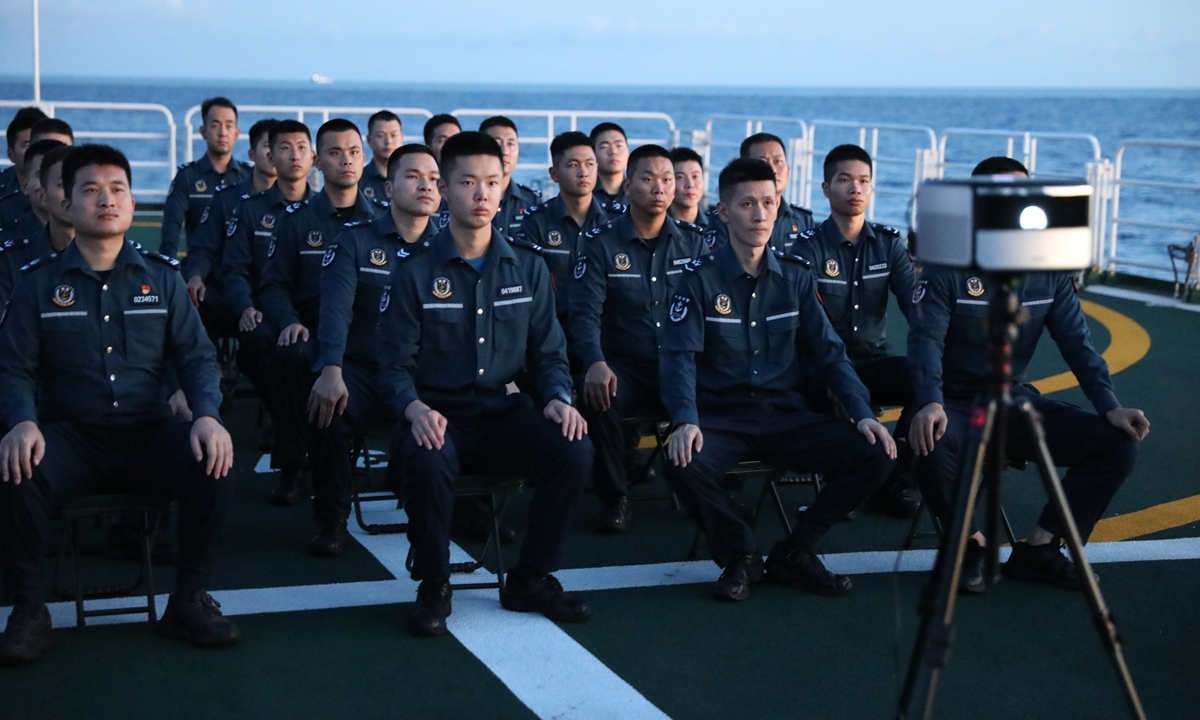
[311, 74, 334, 85]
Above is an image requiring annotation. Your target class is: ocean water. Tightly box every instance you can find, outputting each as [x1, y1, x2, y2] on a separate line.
[3, 78, 1198, 280]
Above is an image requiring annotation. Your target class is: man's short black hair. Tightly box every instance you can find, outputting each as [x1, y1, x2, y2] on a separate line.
[670, 146, 704, 169]
[549, 131, 593, 163]
[269, 119, 311, 149]
[201, 97, 238, 123]
[22, 139, 66, 175]
[479, 116, 518, 136]
[248, 119, 279, 149]
[438, 131, 503, 176]
[30, 118, 73, 142]
[971, 156, 1029, 176]
[368, 110, 402, 134]
[823, 144, 873, 182]
[589, 122, 627, 143]
[386, 144, 437, 182]
[423, 114, 461, 146]
[38, 144, 72, 189]
[718, 158, 776, 202]
[740, 132, 786, 159]
[6, 106, 48, 149]
[626, 144, 672, 176]
[315, 118, 362, 152]
[62, 144, 132, 198]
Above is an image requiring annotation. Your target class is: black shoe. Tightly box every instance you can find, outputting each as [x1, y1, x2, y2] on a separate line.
[712, 553, 764, 602]
[0, 602, 51, 666]
[868, 483, 920, 519]
[451, 498, 517, 545]
[596, 494, 632, 534]
[765, 541, 852, 596]
[959, 538, 987, 595]
[407, 577, 452, 637]
[1002, 541, 1090, 590]
[157, 590, 239, 647]
[270, 470, 301, 506]
[500, 572, 591, 622]
[309, 516, 347, 557]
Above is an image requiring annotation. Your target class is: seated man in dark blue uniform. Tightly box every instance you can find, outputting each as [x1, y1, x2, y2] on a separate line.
[479, 116, 540, 236]
[590, 123, 630, 213]
[220, 120, 314, 489]
[361, 110, 404, 203]
[160, 97, 252, 261]
[661, 158, 895, 602]
[0, 107, 47, 203]
[569, 144, 707, 533]
[184, 118, 278, 355]
[668, 147, 708, 228]
[0, 140, 68, 305]
[703, 132, 815, 254]
[0, 145, 237, 665]
[515, 131, 610, 323]
[795, 144, 920, 518]
[377, 132, 593, 637]
[0, 118, 74, 240]
[306, 144, 441, 556]
[423, 113, 461, 230]
[907, 157, 1151, 593]
[260, 119, 383, 549]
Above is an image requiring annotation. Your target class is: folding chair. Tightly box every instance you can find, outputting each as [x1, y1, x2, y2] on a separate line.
[51, 494, 171, 630]
[903, 458, 1023, 549]
[688, 461, 822, 560]
[349, 432, 407, 535]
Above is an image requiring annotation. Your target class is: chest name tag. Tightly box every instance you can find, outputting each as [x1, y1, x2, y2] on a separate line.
[868, 263, 888, 271]
[131, 294, 161, 304]
[499, 285, 524, 296]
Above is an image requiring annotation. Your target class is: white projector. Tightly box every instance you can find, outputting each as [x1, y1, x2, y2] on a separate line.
[915, 178, 1093, 271]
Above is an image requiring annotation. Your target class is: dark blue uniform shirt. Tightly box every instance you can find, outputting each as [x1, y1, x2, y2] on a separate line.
[907, 267, 1120, 414]
[160, 155, 252, 260]
[0, 240, 222, 427]
[494, 180, 541, 236]
[568, 214, 707, 370]
[317, 212, 437, 371]
[0, 226, 58, 307]
[376, 228, 571, 417]
[659, 242, 873, 430]
[220, 185, 312, 317]
[0, 187, 31, 228]
[359, 163, 389, 206]
[794, 217, 915, 359]
[703, 201, 815, 254]
[183, 178, 256, 282]
[514, 195, 610, 312]
[593, 186, 627, 215]
[259, 190, 382, 332]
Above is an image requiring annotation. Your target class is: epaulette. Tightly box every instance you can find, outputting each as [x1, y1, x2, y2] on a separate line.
[508, 235, 544, 254]
[20, 254, 56, 273]
[141, 249, 181, 268]
[776, 250, 813, 268]
[0, 187, 20, 202]
[583, 221, 615, 241]
[521, 203, 543, 217]
[285, 199, 308, 214]
[871, 222, 901, 238]
[682, 255, 712, 273]
[0, 238, 13, 252]
[176, 162, 190, 170]
[241, 193, 252, 200]
[608, 201, 628, 214]
[344, 219, 369, 229]
[671, 218, 704, 234]
[797, 228, 818, 241]
[213, 182, 230, 194]
[367, 195, 389, 210]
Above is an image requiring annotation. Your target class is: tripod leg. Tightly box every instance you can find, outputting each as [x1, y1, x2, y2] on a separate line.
[1015, 400, 1146, 720]
[897, 400, 997, 720]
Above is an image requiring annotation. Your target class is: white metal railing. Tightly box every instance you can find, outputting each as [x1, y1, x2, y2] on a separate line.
[698, 114, 810, 207]
[182, 104, 434, 163]
[0, 100, 177, 199]
[939, 128, 1102, 179]
[808, 120, 939, 226]
[1106, 139, 1200, 279]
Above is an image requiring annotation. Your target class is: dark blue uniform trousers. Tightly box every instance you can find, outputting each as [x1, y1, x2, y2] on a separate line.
[578, 360, 661, 503]
[236, 320, 276, 413]
[0, 420, 234, 606]
[311, 361, 393, 522]
[667, 409, 893, 567]
[918, 390, 1138, 541]
[851, 353, 917, 488]
[271, 338, 317, 473]
[395, 394, 592, 581]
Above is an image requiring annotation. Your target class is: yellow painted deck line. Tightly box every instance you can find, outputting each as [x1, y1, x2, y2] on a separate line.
[1091, 494, 1200, 542]
[1030, 299, 1152, 394]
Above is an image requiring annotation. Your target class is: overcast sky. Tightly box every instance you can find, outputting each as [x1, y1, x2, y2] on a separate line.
[1, 0, 1197, 88]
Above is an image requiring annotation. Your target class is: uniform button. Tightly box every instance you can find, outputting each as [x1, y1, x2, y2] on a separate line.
[853, 281, 859, 286]
[750, 321, 757, 327]
[104, 315, 110, 322]
[106, 346, 113, 353]
[476, 308, 483, 315]
[109, 374, 115, 381]
[654, 301, 659, 306]
[753, 350, 760, 355]
[478, 337, 485, 344]
[655, 321, 661, 328]
[112, 401, 119, 408]
[478, 368, 484, 376]
[853, 326, 858, 331]
[752, 293, 757, 299]
[651, 276, 657, 282]
[752, 370, 758, 375]
[102, 284, 108, 291]
[854, 304, 859, 309]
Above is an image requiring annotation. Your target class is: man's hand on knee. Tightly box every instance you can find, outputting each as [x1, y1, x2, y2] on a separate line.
[405, 400, 447, 450]
[308, 365, 349, 429]
[0, 421, 44, 485]
[190, 416, 233, 479]
[668, 423, 703, 468]
[544, 399, 587, 441]
[1105, 407, 1150, 441]
[856, 418, 897, 460]
[239, 307, 262, 333]
[909, 403, 947, 456]
[277, 323, 309, 347]
[582, 361, 617, 411]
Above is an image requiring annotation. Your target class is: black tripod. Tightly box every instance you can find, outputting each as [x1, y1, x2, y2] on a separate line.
[896, 273, 1145, 720]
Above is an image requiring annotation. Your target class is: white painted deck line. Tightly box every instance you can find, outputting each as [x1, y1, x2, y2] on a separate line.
[1085, 285, 1200, 313]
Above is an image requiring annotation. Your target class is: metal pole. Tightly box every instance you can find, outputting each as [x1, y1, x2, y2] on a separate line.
[32, 0, 42, 102]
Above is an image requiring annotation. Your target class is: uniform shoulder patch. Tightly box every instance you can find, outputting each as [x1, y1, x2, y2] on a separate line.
[672, 218, 703, 233]
[871, 222, 901, 238]
[912, 278, 928, 304]
[509, 235, 544, 254]
[142, 249, 181, 268]
[285, 200, 307, 214]
[20, 255, 52, 273]
[608, 201, 627, 214]
[522, 203, 543, 217]
[798, 228, 818, 241]
[344, 219, 367, 229]
[776, 250, 813, 268]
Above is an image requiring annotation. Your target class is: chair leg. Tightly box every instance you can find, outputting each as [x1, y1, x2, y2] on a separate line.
[142, 510, 158, 625]
[903, 499, 927, 549]
[687, 527, 704, 561]
[71, 519, 84, 631]
[488, 493, 506, 593]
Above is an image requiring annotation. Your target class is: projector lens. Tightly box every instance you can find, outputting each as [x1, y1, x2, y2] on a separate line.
[1019, 206, 1049, 230]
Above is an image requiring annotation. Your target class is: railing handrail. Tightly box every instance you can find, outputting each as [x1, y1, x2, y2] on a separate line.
[1106, 138, 1200, 275]
[449, 108, 676, 133]
[939, 127, 1103, 170]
